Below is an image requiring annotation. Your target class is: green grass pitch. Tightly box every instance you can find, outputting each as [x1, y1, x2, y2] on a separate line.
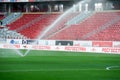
[0, 49, 120, 80]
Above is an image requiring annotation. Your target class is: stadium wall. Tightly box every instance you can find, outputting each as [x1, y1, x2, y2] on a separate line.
[0, 39, 120, 54]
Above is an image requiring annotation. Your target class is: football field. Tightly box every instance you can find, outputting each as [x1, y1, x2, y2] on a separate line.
[0, 49, 120, 80]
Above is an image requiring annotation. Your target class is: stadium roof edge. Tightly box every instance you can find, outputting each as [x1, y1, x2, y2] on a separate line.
[0, 0, 71, 3]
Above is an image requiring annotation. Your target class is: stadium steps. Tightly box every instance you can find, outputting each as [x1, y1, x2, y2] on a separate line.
[2, 13, 21, 26]
[65, 11, 93, 25]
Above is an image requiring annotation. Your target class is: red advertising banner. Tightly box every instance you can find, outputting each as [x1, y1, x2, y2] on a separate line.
[32, 45, 51, 50]
[3, 44, 20, 49]
[64, 46, 86, 52]
[102, 47, 120, 53]
[92, 41, 112, 47]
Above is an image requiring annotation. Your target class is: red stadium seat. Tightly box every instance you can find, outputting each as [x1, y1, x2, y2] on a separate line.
[47, 11, 120, 41]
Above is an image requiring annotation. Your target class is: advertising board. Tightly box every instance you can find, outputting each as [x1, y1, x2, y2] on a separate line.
[7, 39, 22, 44]
[113, 41, 120, 47]
[74, 41, 92, 47]
[92, 41, 112, 47]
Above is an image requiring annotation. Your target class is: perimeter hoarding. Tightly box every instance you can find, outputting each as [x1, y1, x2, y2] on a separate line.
[1, 44, 120, 54]
[4, 39, 120, 54]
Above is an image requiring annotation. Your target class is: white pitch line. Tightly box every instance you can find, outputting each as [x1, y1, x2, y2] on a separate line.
[106, 66, 120, 70]
[0, 69, 107, 72]
[1, 66, 120, 72]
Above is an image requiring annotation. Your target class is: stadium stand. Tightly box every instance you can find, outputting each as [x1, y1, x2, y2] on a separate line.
[42, 12, 80, 39]
[0, 27, 26, 39]
[86, 20, 120, 41]
[0, 0, 120, 41]
[3, 11, 120, 41]
[47, 11, 120, 41]
[6, 13, 60, 39]
[1, 10, 119, 41]
[7, 13, 41, 30]
[17, 13, 60, 39]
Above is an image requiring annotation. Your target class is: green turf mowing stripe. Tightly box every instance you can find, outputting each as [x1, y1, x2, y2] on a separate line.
[0, 49, 120, 80]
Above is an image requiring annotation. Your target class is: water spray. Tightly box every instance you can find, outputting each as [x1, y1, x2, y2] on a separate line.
[13, 49, 24, 57]
[14, 0, 92, 57]
[38, 0, 91, 39]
